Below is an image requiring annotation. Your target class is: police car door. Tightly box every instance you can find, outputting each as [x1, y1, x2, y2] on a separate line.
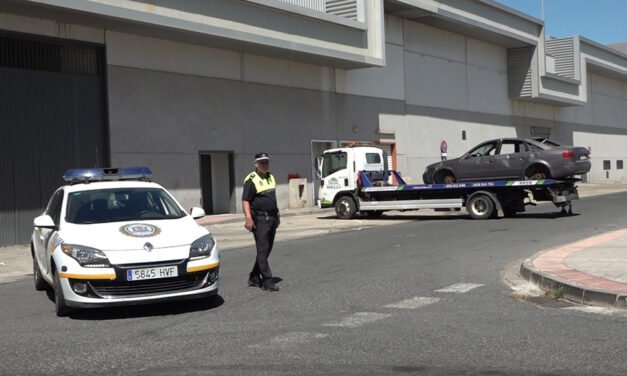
[36, 189, 64, 276]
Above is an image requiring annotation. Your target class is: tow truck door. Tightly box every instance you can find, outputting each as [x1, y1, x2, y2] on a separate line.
[319, 150, 352, 207]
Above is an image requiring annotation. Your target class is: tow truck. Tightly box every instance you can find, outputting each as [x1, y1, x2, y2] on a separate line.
[316, 146, 579, 220]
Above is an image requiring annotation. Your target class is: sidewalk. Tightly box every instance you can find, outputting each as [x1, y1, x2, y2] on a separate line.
[517, 182, 627, 309]
[520, 228, 627, 309]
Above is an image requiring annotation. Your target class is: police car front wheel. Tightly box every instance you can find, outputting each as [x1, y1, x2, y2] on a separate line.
[54, 271, 72, 317]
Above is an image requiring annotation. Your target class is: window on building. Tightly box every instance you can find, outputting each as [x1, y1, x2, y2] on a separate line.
[617, 160, 623, 170]
[603, 160, 611, 170]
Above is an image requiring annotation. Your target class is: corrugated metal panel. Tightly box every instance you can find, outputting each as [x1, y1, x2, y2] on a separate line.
[608, 42, 627, 55]
[0, 33, 107, 246]
[507, 46, 533, 98]
[545, 38, 575, 79]
[326, 0, 358, 20]
[278, 0, 325, 12]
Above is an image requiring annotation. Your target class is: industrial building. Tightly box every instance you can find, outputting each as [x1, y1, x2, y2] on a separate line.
[1, 0, 626, 245]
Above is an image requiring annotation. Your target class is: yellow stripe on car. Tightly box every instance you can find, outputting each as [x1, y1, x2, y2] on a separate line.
[187, 262, 220, 273]
[58, 273, 116, 280]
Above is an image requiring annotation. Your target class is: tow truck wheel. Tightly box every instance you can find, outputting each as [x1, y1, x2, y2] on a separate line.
[335, 196, 357, 219]
[466, 194, 495, 220]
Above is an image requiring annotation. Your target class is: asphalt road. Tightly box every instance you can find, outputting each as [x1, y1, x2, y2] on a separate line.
[1, 192, 627, 375]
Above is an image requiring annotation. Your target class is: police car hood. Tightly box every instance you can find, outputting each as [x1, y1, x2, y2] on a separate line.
[61, 217, 209, 252]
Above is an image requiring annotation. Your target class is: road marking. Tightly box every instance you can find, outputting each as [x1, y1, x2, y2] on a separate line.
[435, 283, 484, 293]
[384, 297, 441, 309]
[323, 312, 392, 328]
[248, 332, 328, 349]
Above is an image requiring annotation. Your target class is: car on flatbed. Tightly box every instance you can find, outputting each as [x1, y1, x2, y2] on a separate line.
[31, 167, 219, 316]
[422, 137, 591, 184]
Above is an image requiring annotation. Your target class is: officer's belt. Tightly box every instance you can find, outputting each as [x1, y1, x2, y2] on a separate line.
[252, 210, 278, 217]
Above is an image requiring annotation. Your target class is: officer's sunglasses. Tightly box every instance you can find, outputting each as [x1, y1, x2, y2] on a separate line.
[257, 160, 269, 165]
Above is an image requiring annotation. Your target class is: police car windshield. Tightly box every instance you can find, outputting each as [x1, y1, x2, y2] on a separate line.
[66, 188, 185, 224]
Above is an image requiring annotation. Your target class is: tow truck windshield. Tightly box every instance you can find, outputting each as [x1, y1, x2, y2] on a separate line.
[322, 151, 347, 178]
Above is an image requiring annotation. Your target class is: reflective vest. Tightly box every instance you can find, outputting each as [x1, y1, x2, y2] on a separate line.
[244, 171, 276, 194]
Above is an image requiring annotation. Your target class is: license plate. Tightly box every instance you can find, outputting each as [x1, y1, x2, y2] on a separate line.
[127, 266, 178, 281]
[579, 155, 588, 160]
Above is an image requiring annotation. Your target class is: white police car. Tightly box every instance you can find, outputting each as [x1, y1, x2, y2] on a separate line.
[31, 167, 219, 316]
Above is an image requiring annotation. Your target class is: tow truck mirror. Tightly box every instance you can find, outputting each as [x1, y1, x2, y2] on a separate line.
[190, 207, 206, 219]
[315, 155, 323, 179]
[34, 215, 56, 229]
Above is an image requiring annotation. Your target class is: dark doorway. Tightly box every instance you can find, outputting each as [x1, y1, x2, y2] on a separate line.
[199, 152, 234, 215]
[199, 154, 213, 214]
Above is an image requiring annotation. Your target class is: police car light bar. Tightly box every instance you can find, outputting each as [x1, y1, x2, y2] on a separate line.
[63, 167, 153, 183]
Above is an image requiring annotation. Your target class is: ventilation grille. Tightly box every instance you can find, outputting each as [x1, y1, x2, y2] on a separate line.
[507, 46, 533, 98]
[545, 38, 575, 79]
[326, 0, 358, 20]
[279, 0, 325, 12]
[277, 0, 359, 20]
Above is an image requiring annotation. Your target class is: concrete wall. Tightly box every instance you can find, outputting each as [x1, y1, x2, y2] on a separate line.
[557, 72, 627, 182]
[0, 12, 104, 43]
[3, 7, 627, 221]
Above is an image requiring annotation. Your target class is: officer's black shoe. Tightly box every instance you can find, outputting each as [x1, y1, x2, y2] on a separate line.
[247, 277, 261, 287]
[261, 280, 279, 292]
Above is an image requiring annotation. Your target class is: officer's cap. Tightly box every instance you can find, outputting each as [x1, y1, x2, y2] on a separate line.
[255, 152, 270, 162]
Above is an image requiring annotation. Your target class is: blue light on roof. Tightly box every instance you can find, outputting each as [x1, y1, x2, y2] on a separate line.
[63, 167, 152, 183]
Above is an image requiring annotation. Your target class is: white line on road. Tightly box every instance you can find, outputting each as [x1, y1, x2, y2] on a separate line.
[248, 332, 328, 349]
[435, 283, 484, 293]
[323, 312, 392, 328]
[383, 297, 441, 309]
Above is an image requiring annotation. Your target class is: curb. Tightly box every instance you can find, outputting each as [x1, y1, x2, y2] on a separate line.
[519, 259, 627, 310]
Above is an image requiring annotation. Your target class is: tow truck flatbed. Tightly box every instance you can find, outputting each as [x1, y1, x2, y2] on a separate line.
[334, 170, 578, 219]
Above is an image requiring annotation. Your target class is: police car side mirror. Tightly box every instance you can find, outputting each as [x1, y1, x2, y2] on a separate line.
[190, 207, 206, 219]
[34, 215, 56, 229]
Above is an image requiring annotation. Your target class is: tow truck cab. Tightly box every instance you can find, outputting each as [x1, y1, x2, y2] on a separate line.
[317, 147, 386, 209]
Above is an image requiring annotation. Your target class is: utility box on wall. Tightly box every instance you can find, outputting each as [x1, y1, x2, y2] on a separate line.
[288, 178, 307, 208]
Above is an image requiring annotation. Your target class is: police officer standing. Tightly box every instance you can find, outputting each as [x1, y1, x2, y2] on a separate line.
[242, 152, 280, 291]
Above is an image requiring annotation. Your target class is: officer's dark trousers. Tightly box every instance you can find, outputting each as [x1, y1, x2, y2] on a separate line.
[251, 214, 278, 281]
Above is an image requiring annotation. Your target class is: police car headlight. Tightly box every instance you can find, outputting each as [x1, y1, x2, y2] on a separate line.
[189, 234, 215, 260]
[61, 244, 110, 268]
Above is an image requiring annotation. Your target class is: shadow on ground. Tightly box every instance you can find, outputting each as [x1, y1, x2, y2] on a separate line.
[44, 288, 224, 320]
